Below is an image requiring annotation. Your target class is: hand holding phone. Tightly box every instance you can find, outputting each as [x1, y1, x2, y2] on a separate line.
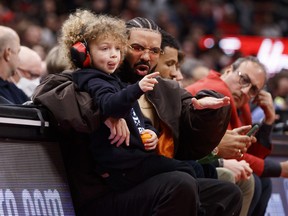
[246, 124, 260, 137]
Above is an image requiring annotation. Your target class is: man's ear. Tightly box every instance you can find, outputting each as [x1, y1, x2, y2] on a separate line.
[3, 48, 11, 62]
[223, 65, 233, 74]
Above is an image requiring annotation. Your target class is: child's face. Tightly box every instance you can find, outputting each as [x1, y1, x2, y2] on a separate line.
[89, 37, 122, 74]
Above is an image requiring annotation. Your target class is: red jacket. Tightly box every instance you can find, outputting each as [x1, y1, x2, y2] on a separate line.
[186, 70, 272, 176]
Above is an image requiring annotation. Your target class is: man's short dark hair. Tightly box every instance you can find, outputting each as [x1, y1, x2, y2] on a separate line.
[126, 17, 160, 37]
[160, 29, 180, 50]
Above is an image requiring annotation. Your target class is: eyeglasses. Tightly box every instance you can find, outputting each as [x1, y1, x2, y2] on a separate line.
[128, 43, 164, 55]
[238, 71, 260, 98]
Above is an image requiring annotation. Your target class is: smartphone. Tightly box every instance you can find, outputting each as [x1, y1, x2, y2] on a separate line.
[246, 124, 260, 137]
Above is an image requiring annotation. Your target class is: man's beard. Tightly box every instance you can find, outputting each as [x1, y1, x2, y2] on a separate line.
[117, 59, 156, 84]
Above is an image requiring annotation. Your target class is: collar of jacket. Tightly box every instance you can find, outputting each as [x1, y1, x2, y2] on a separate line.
[144, 77, 190, 154]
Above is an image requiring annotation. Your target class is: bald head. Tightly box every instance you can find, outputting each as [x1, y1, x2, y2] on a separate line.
[9, 46, 43, 83]
[18, 46, 43, 77]
[0, 26, 20, 80]
[0, 26, 19, 52]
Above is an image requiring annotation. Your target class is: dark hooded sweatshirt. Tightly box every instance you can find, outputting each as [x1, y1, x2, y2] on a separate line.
[72, 68, 195, 190]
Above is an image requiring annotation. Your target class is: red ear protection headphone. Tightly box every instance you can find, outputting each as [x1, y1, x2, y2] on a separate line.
[70, 40, 91, 68]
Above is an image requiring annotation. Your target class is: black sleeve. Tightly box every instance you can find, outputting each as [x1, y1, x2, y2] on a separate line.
[89, 79, 143, 119]
[177, 89, 231, 160]
[261, 159, 282, 177]
[211, 158, 223, 167]
[256, 123, 273, 149]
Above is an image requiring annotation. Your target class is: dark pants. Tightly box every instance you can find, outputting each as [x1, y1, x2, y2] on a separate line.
[198, 178, 242, 216]
[248, 174, 272, 216]
[79, 171, 242, 216]
[185, 160, 218, 179]
[102, 155, 197, 191]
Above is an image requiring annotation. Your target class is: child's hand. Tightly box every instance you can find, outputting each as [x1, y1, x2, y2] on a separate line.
[191, 96, 230, 110]
[139, 72, 159, 92]
[141, 129, 158, 151]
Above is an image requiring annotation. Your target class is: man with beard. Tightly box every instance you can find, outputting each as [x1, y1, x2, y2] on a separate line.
[116, 17, 242, 216]
[119, 19, 231, 160]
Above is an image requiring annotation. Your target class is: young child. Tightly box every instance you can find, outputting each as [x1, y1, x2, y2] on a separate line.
[59, 9, 198, 191]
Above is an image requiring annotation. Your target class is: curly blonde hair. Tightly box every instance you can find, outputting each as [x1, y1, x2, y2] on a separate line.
[59, 9, 128, 69]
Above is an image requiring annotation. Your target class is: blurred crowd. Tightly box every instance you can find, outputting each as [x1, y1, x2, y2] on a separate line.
[1, 0, 288, 111]
[1, 0, 288, 60]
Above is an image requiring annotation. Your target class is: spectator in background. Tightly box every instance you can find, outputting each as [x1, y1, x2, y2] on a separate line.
[180, 58, 210, 88]
[0, 25, 28, 104]
[252, 69, 288, 127]
[266, 69, 288, 111]
[0, 3, 15, 24]
[185, 56, 288, 216]
[20, 22, 43, 49]
[153, 29, 183, 82]
[9, 46, 43, 98]
[44, 45, 70, 76]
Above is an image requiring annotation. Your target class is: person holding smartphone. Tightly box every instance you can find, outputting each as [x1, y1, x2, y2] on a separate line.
[186, 56, 282, 216]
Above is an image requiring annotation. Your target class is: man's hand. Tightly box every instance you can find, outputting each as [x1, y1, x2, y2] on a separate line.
[223, 159, 253, 182]
[104, 117, 130, 147]
[218, 126, 254, 159]
[252, 90, 276, 125]
[192, 96, 230, 110]
[232, 125, 257, 146]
